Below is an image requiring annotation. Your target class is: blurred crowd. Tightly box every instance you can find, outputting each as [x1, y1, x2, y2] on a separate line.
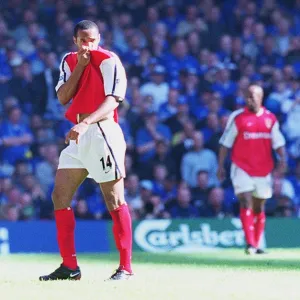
[0, 0, 300, 221]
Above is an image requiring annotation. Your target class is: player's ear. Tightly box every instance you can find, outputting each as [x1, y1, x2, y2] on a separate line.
[73, 36, 77, 46]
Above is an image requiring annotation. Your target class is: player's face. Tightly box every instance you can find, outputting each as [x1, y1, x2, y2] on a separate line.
[73, 28, 100, 50]
[246, 86, 263, 112]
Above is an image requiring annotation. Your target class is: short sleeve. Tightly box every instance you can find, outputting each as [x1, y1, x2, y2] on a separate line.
[271, 121, 286, 149]
[219, 113, 239, 148]
[99, 53, 127, 101]
[55, 53, 71, 92]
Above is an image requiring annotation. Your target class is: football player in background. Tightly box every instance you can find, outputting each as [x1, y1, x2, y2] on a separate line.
[218, 85, 287, 254]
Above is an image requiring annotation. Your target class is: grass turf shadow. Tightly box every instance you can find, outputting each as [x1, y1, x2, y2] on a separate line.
[82, 251, 300, 271]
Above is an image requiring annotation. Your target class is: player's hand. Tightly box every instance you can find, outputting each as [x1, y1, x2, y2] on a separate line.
[277, 160, 288, 175]
[77, 46, 90, 67]
[65, 122, 89, 144]
[217, 166, 226, 182]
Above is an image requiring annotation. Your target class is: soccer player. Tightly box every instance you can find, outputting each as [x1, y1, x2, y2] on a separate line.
[218, 85, 286, 254]
[39, 20, 133, 281]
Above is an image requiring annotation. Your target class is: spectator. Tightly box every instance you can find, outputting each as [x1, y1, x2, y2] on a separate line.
[200, 187, 230, 218]
[0, 106, 33, 165]
[274, 196, 295, 217]
[145, 140, 175, 180]
[143, 194, 166, 219]
[3, 204, 20, 221]
[158, 86, 179, 121]
[165, 95, 193, 135]
[31, 52, 62, 118]
[8, 60, 35, 114]
[181, 131, 219, 188]
[272, 167, 295, 204]
[35, 143, 59, 193]
[140, 65, 169, 110]
[74, 200, 95, 220]
[124, 173, 143, 212]
[136, 111, 171, 163]
[139, 180, 154, 213]
[176, 5, 199, 37]
[191, 170, 212, 209]
[169, 183, 199, 218]
[151, 164, 168, 198]
[275, 18, 292, 56]
[211, 68, 237, 100]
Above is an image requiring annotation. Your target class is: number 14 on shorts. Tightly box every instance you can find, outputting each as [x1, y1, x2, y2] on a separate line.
[100, 155, 112, 173]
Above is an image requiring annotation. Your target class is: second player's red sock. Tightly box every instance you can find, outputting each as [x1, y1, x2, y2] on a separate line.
[110, 204, 132, 273]
[240, 208, 255, 247]
[55, 207, 78, 269]
[254, 211, 266, 248]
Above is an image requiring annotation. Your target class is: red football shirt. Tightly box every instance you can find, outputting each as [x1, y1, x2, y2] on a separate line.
[220, 107, 285, 176]
[55, 47, 127, 124]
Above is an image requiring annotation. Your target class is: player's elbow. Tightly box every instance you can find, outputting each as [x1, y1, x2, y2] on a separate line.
[57, 93, 70, 106]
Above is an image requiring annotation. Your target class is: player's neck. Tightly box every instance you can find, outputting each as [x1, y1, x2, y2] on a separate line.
[248, 107, 263, 115]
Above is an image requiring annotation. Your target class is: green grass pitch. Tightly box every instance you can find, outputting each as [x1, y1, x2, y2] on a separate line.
[1, 249, 300, 300]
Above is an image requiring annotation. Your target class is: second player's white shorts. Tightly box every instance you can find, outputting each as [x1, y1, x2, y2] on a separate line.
[58, 119, 126, 183]
[230, 163, 272, 199]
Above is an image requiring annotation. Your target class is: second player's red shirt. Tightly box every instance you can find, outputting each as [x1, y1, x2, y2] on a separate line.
[220, 107, 285, 176]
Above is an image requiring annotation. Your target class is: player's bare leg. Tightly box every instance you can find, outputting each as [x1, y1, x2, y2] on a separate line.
[238, 192, 256, 254]
[39, 169, 88, 281]
[253, 197, 267, 254]
[100, 178, 133, 281]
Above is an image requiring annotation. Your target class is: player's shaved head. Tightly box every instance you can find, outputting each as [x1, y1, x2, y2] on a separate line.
[73, 20, 99, 37]
[246, 84, 264, 113]
[249, 85, 264, 99]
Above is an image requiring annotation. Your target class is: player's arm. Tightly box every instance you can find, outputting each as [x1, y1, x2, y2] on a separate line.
[271, 121, 287, 173]
[218, 113, 238, 180]
[83, 54, 127, 124]
[56, 49, 90, 105]
[218, 145, 229, 181]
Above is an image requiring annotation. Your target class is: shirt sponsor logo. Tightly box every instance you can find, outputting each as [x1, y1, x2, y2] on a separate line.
[243, 132, 271, 140]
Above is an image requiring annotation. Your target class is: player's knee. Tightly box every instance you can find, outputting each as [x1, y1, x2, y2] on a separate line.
[238, 195, 252, 209]
[105, 192, 126, 211]
[253, 204, 264, 214]
[51, 189, 69, 210]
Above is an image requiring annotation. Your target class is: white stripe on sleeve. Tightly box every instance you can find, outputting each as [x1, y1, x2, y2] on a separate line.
[100, 54, 127, 99]
[271, 121, 286, 149]
[219, 109, 243, 148]
[55, 53, 71, 92]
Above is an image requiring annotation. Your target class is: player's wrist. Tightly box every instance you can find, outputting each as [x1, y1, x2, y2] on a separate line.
[81, 119, 90, 125]
[76, 62, 87, 70]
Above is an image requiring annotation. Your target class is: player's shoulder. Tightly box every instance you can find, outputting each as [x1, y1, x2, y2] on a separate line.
[91, 48, 124, 69]
[263, 107, 278, 122]
[91, 47, 121, 62]
[59, 52, 76, 68]
[229, 108, 245, 121]
[60, 52, 76, 61]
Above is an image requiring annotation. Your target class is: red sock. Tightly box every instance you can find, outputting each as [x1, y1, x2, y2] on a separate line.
[110, 204, 132, 273]
[254, 212, 266, 248]
[55, 208, 77, 269]
[240, 208, 255, 247]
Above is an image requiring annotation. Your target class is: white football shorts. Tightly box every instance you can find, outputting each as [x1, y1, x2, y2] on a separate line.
[58, 119, 126, 183]
[230, 163, 272, 199]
